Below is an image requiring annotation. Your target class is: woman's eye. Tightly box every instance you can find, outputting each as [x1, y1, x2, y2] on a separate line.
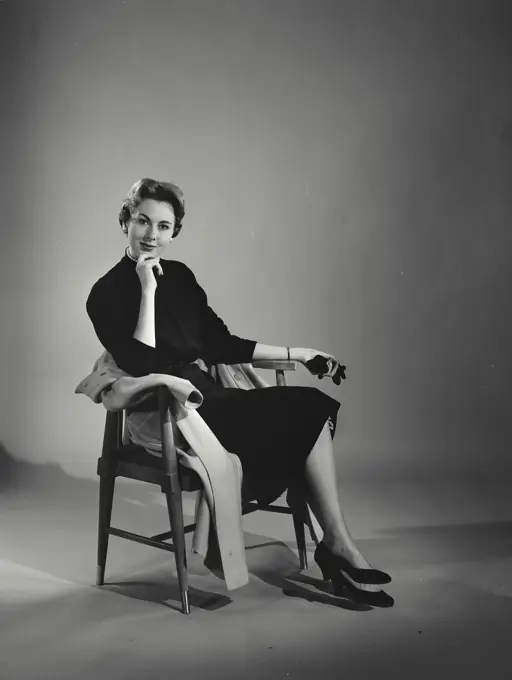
[159, 224, 169, 230]
[137, 217, 148, 226]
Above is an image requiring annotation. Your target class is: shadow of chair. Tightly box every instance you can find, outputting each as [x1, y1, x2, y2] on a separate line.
[96, 360, 313, 614]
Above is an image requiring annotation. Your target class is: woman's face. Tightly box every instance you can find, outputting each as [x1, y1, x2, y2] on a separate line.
[125, 198, 176, 259]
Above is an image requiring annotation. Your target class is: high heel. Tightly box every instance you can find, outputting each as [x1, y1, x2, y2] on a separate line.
[331, 573, 395, 608]
[314, 542, 392, 586]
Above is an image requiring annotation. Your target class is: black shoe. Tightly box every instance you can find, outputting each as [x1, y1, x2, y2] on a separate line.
[314, 542, 392, 586]
[332, 574, 395, 608]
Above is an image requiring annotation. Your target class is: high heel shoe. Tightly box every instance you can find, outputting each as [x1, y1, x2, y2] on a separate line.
[314, 542, 392, 586]
[332, 573, 395, 608]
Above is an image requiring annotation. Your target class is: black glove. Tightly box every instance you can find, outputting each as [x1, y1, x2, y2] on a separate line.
[305, 355, 347, 385]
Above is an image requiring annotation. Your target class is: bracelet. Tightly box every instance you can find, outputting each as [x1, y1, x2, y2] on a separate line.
[286, 346, 290, 361]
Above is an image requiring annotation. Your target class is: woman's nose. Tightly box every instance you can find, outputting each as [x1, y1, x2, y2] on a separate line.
[146, 224, 158, 240]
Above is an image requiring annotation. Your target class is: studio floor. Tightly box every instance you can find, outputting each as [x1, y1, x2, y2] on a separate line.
[1, 454, 511, 680]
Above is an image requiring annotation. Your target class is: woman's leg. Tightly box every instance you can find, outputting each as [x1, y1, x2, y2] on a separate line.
[303, 420, 380, 590]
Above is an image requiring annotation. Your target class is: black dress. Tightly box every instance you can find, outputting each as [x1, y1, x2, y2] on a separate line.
[86, 253, 340, 503]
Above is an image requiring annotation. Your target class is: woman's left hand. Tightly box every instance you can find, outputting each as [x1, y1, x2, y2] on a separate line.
[294, 347, 346, 382]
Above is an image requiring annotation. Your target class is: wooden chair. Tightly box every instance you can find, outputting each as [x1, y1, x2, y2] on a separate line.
[96, 360, 310, 614]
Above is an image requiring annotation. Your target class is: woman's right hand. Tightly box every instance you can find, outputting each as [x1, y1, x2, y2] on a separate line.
[136, 252, 163, 292]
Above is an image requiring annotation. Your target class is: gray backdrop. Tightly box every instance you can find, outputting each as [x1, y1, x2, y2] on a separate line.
[1, 0, 511, 480]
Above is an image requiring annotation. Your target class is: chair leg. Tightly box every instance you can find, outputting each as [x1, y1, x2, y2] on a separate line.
[97, 471, 116, 586]
[164, 488, 190, 615]
[292, 514, 308, 570]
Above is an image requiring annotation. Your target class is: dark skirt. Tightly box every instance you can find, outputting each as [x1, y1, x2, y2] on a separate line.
[175, 364, 341, 504]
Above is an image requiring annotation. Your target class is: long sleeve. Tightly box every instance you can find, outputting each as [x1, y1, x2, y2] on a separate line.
[182, 265, 257, 366]
[86, 281, 163, 377]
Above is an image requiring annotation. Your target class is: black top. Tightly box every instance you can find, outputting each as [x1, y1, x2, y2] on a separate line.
[86, 253, 257, 377]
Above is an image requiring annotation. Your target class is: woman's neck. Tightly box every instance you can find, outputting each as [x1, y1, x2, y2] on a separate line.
[125, 246, 137, 262]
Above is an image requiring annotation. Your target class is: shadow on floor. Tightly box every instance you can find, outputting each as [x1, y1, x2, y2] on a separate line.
[99, 578, 233, 613]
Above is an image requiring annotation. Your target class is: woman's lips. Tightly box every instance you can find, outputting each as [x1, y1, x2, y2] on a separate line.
[140, 242, 156, 251]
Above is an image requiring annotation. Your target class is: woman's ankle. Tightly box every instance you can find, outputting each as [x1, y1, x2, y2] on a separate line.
[325, 536, 373, 562]
[320, 535, 354, 557]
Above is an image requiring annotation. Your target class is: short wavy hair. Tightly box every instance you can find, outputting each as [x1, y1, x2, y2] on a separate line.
[118, 178, 185, 239]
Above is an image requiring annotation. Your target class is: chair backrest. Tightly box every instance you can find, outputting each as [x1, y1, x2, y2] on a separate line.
[101, 387, 179, 476]
[102, 409, 124, 459]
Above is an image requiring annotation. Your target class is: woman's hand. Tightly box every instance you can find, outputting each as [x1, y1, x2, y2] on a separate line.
[294, 347, 346, 383]
[136, 252, 163, 293]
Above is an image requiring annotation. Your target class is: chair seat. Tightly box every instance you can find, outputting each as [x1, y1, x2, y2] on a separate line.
[97, 443, 202, 491]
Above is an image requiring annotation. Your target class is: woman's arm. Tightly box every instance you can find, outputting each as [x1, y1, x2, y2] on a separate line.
[132, 289, 156, 348]
[252, 343, 344, 382]
[251, 343, 305, 362]
[87, 285, 160, 376]
[132, 251, 163, 348]
[87, 252, 165, 376]
[181, 264, 257, 365]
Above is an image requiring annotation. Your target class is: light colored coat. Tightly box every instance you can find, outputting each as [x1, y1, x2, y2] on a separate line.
[75, 351, 320, 591]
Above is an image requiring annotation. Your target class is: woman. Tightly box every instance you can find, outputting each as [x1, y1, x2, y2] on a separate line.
[86, 178, 393, 607]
